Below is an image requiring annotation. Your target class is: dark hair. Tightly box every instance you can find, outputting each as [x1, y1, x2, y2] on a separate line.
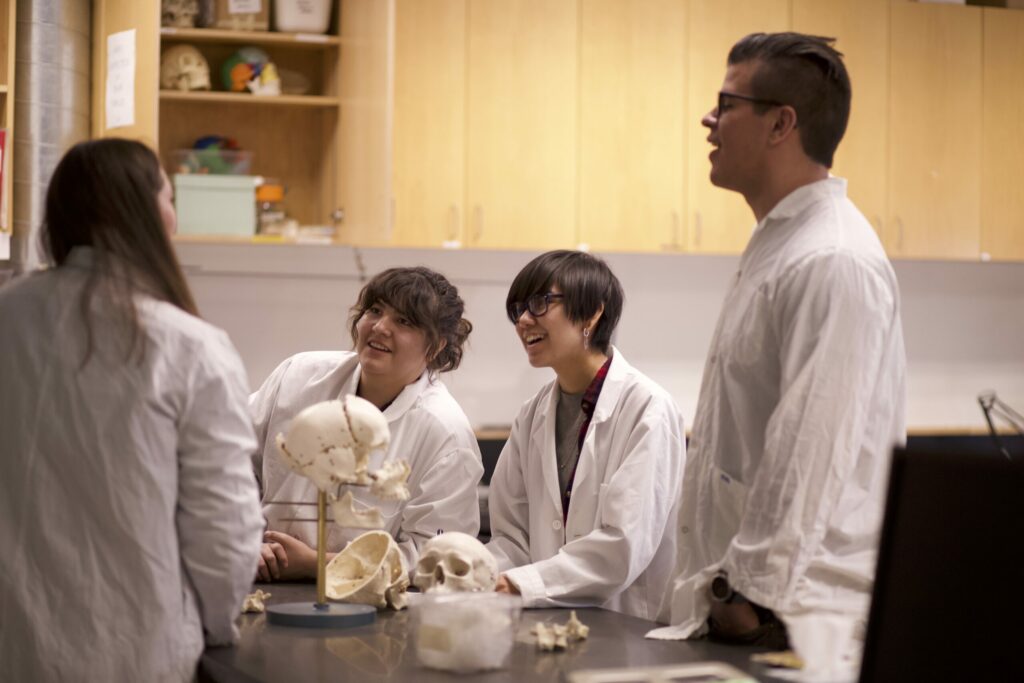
[42, 138, 199, 366]
[505, 250, 623, 355]
[348, 267, 472, 373]
[728, 32, 851, 168]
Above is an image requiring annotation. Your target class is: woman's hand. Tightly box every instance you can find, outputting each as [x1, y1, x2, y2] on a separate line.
[495, 574, 521, 595]
[256, 538, 289, 581]
[257, 531, 320, 581]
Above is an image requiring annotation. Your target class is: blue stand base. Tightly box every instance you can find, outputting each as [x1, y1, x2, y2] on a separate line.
[266, 602, 377, 629]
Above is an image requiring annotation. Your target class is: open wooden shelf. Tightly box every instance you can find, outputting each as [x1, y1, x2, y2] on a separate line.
[160, 90, 339, 107]
[160, 27, 341, 49]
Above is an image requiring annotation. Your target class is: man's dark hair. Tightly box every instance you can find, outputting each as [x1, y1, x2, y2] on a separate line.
[349, 266, 472, 373]
[505, 250, 623, 355]
[728, 32, 851, 168]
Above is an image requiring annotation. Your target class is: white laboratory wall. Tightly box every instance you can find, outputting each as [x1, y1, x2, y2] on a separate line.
[176, 242, 1024, 432]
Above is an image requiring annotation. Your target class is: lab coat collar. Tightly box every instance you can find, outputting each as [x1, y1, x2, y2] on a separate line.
[343, 363, 431, 425]
[529, 346, 632, 514]
[760, 176, 847, 225]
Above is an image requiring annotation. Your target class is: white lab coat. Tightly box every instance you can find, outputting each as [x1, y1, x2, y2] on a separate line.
[250, 350, 484, 571]
[487, 348, 685, 621]
[0, 248, 264, 683]
[648, 179, 907, 674]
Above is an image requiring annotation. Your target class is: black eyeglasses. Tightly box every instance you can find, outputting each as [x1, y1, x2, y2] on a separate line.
[717, 91, 784, 115]
[507, 292, 564, 322]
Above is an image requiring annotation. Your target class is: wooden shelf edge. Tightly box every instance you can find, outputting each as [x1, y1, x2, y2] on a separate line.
[160, 91, 339, 107]
[160, 26, 341, 48]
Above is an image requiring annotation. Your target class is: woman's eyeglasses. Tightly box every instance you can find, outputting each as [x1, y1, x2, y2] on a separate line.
[507, 292, 564, 322]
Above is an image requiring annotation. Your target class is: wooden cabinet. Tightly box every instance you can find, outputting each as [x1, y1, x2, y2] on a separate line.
[578, 0, 687, 253]
[981, 7, 1024, 262]
[793, 0, 889, 238]
[92, 0, 384, 238]
[465, 0, 577, 250]
[1, 0, 16, 236]
[889, 2, 982, 260]
[392, 0, 466, 248]
[684, 0, 789, 254]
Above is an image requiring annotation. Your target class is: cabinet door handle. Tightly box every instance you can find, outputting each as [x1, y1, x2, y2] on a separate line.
[672, 210, 681, 249]
[446, 205, 460, 246]
[894, 216, 904, 252]
[473, 205, 483, 244]
[694, 211, 703, 249]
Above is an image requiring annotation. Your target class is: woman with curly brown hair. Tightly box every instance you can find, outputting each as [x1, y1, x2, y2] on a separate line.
[249, 266, 484, 580]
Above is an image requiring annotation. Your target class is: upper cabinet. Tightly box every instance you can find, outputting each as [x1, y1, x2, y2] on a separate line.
[464, 0, 578, 250]
[793, 0, 889, 237]
[684, 0, 789, 254]
[391, 0, 466, 248]
[577, 0, 687, 253]
[92, 0, 385, 236]
[888, 1, 982, 260]
[981, 7, 1024, 262]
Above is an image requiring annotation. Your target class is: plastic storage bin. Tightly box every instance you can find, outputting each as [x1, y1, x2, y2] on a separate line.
[170, 149, 253, 176]
[274, 0, 331, 34]
[174, 174, 258, 236]
[411, 593, 521, 673]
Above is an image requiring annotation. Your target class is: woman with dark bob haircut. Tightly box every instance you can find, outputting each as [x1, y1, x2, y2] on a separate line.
[0, 139, 263, 681]
[487, 250, 685, 621]
[250, 266, 484, 579]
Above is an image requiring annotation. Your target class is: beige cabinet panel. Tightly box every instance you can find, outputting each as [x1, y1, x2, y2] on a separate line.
[91, 0, 160, 143]
[465, 0, 577, 250]
[889, 2, 981, 260]
[685, 0, 789, 254]
[1, 0, 14, 233]
[392, 0, 466, 248]
[981, 8, 1024, 262]
[578, 0, 687, 252]
[793, 0, 888, 239]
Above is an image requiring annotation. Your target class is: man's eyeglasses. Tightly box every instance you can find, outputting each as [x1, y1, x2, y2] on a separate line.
[507, 292, 564, 322]
[717, 91, 784, 115]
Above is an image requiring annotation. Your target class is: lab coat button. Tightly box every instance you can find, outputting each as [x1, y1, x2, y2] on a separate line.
[681, 525, 690, 534]
[552, 520, 563, 531]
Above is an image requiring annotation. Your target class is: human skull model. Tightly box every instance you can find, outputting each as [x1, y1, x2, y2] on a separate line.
[326, 531, 408, 610]
[413, 532, 499, 594]
[275, 395, 394, 494]
[161, 0, 199, 27]
[159, 45, 210, 92]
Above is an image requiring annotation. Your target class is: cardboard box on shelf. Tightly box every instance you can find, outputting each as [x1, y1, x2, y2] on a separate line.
[213, 0, 269, 31]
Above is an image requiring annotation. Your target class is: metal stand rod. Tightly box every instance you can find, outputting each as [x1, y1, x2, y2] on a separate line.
[316, 490, 327, 607]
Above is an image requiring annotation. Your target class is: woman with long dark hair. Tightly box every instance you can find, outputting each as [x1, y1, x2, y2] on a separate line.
[0, 139, 263, 681]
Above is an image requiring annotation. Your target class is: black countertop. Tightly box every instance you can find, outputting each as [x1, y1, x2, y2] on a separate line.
[200, 583, 788, 682]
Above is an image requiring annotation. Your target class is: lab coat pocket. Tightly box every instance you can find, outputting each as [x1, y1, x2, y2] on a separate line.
[707, 466, 749, 559]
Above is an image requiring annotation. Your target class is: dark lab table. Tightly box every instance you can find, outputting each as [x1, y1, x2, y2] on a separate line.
[200, 583, 787, 682]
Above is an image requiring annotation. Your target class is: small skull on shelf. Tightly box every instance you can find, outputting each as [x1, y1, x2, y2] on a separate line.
[161, 0, 199, 28]
[159, 45, 211, 92]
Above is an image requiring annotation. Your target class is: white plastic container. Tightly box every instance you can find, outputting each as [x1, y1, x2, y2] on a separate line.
[411, 593, 522, 673]
[274, 0, 331, 34]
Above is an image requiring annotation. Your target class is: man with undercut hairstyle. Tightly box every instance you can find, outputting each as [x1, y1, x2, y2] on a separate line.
[648, 32, 906, 674]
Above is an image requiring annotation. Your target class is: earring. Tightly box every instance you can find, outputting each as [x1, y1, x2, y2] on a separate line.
[583, 327, 590, 350]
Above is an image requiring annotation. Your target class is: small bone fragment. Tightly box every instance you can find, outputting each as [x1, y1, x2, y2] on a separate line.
[242, 589, 271, 613]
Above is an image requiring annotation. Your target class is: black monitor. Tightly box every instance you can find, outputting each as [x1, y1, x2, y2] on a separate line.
[859, 446, 1024, 682]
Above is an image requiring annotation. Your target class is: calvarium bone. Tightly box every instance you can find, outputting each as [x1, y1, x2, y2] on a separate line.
[326, 531, 408, 610]
[413, 532, 499, 594]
